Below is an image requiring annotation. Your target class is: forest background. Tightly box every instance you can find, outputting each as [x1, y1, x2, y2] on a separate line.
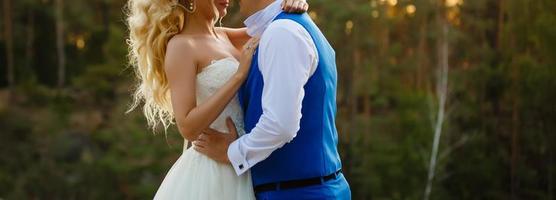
[1, 0, 555, 199]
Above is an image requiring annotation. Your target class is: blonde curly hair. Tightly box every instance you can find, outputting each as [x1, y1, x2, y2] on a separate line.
[125, 0, 186, 132]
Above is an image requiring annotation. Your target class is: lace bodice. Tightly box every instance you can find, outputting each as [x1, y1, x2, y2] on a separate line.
[196, 57, 246, 137]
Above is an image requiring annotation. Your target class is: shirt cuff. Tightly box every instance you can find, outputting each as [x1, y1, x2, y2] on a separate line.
[227, 139, 249, 175]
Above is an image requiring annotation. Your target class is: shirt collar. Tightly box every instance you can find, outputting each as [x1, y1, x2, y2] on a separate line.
[244, 0, 283, 37]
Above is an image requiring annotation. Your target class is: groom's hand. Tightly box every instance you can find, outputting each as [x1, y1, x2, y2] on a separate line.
[193, 117, 239, 164]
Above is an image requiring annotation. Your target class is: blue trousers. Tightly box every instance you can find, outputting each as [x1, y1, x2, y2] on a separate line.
[255, 173, 351, 200]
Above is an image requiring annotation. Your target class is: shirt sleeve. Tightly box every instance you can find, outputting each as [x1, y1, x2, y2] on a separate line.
[227, 19, 318, 175]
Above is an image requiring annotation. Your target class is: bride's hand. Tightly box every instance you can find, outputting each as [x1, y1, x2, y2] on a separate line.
[281, 0, 309, 13]
[237, 37, 260, 77]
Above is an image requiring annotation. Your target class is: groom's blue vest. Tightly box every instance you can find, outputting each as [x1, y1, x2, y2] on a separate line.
[239, 12, 342, 186]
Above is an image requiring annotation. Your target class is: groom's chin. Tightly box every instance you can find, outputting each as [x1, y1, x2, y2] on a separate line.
[239, 8, 248, 17]
[238, 3, 252, 17]
[240, 9, 256, 18]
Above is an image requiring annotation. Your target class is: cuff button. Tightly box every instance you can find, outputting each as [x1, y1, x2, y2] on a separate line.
[239, 164, 244, 170]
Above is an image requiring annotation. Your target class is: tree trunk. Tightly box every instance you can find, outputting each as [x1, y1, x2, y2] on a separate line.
[549, 128, 554, 200]
[25, 9, 35, 73]
[497, 0, 521, 199]
[417, 19, 428, 91]
[496, 0, 505, 50]
[424, 1, 450, 199]
[55, 0, 66, 88]
[510, 82, 520, 200]
[3, 0, 15, 90]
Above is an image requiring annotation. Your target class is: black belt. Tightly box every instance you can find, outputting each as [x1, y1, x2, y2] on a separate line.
[254, 169, 342, 193]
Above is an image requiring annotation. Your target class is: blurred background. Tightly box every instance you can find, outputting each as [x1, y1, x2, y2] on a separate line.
[1, 0, 555, 199]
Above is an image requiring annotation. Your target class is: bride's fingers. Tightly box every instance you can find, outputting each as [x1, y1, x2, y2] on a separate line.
[242, 39, 254, 51]
[281, 0, 288, 11]
[193, 145, 207, 155]
[242, 38, 260, 53]
[301, 2, 309, 12]
[251, 37, 260, 46]
[203, 128, 220, 135]
[193, 140, 207, 149]
[293, 1, 304, 12]
[197, 134, 208, 142]
[247, 37, 259, 45]
[226, 118, 238, 139]
[284, 0, 294, 12]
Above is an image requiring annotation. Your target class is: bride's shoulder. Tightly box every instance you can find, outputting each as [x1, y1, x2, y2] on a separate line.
[166, 35, 199, 58]
[165, 35, 197, 70]
[168, 35, 196, 50]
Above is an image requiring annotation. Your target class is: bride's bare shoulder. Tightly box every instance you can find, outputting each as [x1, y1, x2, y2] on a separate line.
[167, 34, 197, 54]
[165, 35, 197, 71]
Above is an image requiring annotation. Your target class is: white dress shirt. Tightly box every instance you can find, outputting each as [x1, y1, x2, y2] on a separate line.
[227, 0, 319, 175]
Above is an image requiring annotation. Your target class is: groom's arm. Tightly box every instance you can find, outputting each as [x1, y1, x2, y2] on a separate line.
[227, 20, 318, 175]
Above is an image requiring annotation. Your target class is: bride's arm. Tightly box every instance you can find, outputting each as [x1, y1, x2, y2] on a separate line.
[220, 0, 309, 51]
[219, 27, 250, 52]
[164, 38, 258, 141]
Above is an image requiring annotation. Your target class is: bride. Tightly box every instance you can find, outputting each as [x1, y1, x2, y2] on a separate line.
[125, 0, 308, 199]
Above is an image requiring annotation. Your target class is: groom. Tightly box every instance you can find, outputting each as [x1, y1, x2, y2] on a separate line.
[194, 0, 351, 199]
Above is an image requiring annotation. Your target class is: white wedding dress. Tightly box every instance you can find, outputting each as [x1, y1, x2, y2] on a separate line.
[154, 57, 256, 200]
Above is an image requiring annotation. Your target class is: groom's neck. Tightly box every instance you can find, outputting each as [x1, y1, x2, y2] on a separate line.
[248, 0, 276, 16]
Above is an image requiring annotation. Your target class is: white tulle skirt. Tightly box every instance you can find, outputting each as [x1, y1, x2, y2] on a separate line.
[153, 146, 256, 200]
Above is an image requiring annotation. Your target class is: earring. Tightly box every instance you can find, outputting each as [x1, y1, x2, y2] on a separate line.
[184, 0, 196, 13]
[177, 0, 196, 13]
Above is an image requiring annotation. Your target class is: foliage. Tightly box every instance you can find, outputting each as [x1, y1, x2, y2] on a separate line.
[1, 0, 555, 199]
